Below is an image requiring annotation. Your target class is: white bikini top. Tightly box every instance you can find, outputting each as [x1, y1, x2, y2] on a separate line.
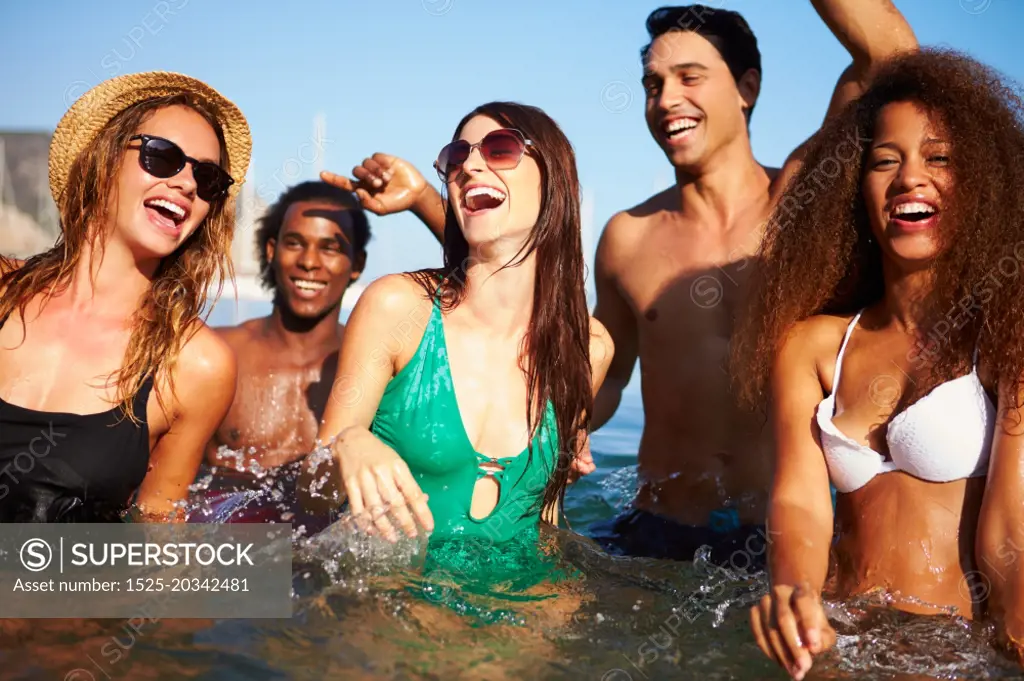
[816, 311, 995, 493]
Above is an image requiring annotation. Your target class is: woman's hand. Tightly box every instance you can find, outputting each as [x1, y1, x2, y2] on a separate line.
[568, 433, 596, 483]
[333, 425, 434, 541]
[750, 582, 837, 680]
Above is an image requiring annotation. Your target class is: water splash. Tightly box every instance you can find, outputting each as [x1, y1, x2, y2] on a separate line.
[181, 443, 343, 540]
[102, 445, 1024, 678]
[599, 465, 639, 510]
[824, 595, 1020, 680]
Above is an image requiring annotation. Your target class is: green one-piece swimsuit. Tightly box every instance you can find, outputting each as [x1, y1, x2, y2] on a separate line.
[371, 291, 559, 544]
[370, 291, 573, 621]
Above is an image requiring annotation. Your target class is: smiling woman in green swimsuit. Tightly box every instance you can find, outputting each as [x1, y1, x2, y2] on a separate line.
[313, 102, 612, 563]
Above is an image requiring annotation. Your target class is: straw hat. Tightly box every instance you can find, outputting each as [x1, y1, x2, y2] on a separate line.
[48, 71, 252, 204]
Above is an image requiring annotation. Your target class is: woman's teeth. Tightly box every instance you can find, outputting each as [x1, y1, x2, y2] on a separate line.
[464, 186, 507, 212]
[145, 198, 186, 223]
[892, 201, 936, 216]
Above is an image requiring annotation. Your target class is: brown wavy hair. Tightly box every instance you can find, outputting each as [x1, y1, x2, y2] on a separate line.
[0, 94, 236, 422]
[731, 47, 1024, 412]
[409, 102, 592, 522]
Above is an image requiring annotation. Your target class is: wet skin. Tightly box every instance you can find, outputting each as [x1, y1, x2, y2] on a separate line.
[593, 28, 778, 525]
[592, 2, 918, 534]
[206, 200, 364, 470]
[807, 311, 988, 620]
[820, 102, 976, 616]
[0, 105, 237, 519]
[752, 99, 1001, 680]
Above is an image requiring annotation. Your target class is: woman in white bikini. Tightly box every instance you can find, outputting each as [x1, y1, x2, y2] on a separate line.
[730, 48, 1024, 678]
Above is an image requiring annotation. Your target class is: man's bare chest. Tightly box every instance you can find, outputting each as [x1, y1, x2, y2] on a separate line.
[617, 226, 761, 328]
[217, 351, 337, 449]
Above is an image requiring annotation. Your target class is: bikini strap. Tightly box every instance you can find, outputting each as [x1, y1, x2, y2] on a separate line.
[831, 310, 864, 394]
[431, 275, 454, 309]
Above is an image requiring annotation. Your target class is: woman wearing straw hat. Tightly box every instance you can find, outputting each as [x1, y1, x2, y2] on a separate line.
[0, 71, 251, 522]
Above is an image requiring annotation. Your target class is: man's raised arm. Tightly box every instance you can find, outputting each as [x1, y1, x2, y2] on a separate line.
[812, 0, 918, 121]
[776, 0, 917, 188]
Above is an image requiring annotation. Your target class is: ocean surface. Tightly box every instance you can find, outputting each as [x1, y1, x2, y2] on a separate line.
[2, 297, 1022, 680]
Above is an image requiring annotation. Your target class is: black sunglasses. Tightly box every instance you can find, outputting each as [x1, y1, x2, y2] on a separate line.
[128, 134, 234, 202]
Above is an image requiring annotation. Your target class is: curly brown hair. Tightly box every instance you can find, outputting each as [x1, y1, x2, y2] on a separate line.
[0, 94, 237, 423]
[731, 47, 1024, 411]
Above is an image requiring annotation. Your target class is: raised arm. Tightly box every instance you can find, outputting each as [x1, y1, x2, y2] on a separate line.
[977, 377, 1024, 665]
[591, 214, 639, 431]
[775, 0, 918, 192]
[811, 0, 918, 121]
[320, 153, 446, 244]
[750, 320, 837, 680]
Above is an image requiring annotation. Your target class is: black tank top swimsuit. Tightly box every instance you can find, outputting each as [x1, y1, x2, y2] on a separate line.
[0, 313, 154, 522]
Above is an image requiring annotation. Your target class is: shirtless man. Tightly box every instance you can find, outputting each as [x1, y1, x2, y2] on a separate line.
[196, 173, 444, 529]
[587, 2, 917, 564]
[319, 1, 915, 558]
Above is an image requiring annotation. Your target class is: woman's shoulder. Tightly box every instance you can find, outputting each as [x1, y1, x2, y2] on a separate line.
[350, 273, 438, 331]
[789, 313, 855, 344]
[173, 323, 238, 392]
[778, 313, 859, 373]
[359, 273, 432, 309]
[343, 273, 439, 362]
[145, 321, 236, 427]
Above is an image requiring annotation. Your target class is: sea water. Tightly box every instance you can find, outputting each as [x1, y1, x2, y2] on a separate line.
[3, 297, 1021, 680]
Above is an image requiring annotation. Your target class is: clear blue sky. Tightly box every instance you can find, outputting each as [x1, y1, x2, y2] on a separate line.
[2, 0, 1022, 293]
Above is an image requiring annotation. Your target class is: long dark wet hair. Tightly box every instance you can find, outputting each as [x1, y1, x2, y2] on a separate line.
[731, 48, 1024, 412]
[409, 102, 592, 523]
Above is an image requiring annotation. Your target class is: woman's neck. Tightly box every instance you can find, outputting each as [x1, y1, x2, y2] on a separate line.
[879, 259, 935, 333]
[458, 240, 537, 337]
[63, 235, 157, 316]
